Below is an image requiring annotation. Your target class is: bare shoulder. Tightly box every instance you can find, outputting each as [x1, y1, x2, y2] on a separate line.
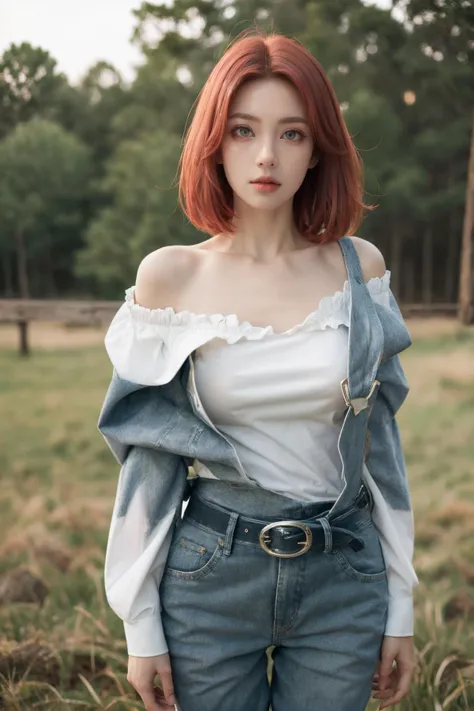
[347, 236, 387, 281]
[134, 245, 200, 310]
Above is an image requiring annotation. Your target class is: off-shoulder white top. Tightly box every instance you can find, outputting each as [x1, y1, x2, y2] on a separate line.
[103, 269, 418, 656]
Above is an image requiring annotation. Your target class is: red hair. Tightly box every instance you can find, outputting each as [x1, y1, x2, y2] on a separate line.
[178, 29, 374, 243]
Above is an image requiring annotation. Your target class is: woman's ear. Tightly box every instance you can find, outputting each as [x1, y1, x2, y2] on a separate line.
[309, 153, 319, 169]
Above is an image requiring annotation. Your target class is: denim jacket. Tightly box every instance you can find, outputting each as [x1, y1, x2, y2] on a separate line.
[98, 236, 419, 657]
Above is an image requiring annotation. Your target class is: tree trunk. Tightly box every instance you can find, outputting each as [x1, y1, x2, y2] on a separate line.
[422, 225, 433, 304]
[445, 212, 459, 304]
[15, 226, 30, 356]
[391, 228, 402, 299]
[15, 227, 29, 299]
[459, 109, 474, 324]
[444, 165, 457, 303]
[46, 243, 57, 296]
[2, 251, 14, 297]
[406, 257, 415, 303]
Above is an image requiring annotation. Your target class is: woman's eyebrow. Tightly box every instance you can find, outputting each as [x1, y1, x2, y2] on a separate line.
[228, 112, 308, 125]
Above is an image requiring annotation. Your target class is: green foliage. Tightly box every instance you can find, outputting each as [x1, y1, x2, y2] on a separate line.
[0, 118, 92, 295]
[0, 119, 91, 219]
[75, 129, 195, 296]
[0, 0, 472, 299]
[0, 43, 68, 141]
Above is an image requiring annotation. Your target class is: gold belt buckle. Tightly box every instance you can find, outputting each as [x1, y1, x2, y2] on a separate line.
[259, 521, 312, 558]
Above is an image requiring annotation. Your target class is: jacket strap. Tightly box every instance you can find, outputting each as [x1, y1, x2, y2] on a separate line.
[337, 236, 384, 413]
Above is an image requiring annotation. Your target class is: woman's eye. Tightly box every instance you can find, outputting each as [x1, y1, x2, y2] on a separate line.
[283, 129, 304, 141]
[232, 126, 253, 138]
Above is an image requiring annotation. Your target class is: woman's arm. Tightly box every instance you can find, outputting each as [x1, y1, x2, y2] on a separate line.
[99, 372, 190, 656]
[365, 331, 419, 637]
[104, 443, 188, 656]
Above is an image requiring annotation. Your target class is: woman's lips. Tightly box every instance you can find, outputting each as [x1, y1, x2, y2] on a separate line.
[251, 181, 281, 192]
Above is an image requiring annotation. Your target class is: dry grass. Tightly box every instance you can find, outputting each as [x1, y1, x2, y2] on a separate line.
[0, 317, 473, 709]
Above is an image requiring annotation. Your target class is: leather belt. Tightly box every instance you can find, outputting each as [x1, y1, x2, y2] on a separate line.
[184, 488, 370, 559]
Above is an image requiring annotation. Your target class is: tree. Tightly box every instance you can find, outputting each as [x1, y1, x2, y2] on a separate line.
[75, 129, 195, 296]
[0, 43, 68, 140]
[0, 119, 92, 297]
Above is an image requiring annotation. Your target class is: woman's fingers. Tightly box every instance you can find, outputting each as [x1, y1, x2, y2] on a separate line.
[374, 636, 417, 709]
[377, 664, 414, 710]
[137, 685, 163, 711]
[159, 666, 177, 706]
[373, 688, 395, 701]
[372, 670, 396, 700]
[372, 681, 395, 700]
[127, 653, 176, 711]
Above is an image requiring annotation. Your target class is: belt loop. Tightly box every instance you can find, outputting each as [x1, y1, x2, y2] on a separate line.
[319, 517, 333, 554]
[221, 512, 239, 556]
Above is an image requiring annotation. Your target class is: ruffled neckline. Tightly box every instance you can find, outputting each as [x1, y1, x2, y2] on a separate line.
[124, 270, 390, 340]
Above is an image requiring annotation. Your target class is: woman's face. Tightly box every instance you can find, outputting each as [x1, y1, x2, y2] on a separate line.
[219, 77, 317, 210]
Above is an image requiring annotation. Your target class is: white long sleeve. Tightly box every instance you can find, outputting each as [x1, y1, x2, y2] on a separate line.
[363, 463, 418, 636]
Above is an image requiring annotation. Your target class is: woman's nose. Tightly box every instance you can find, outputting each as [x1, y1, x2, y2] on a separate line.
[256, 143, 277, 168]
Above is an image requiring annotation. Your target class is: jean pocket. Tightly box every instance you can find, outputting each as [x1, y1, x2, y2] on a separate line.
[332, 517, 387, 583]
[164, 519, 225, 580]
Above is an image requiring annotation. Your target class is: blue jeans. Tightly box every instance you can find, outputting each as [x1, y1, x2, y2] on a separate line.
[159, 480, 388, 711]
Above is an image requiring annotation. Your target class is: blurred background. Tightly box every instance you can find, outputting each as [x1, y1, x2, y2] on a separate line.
[0, 0, 473, 709]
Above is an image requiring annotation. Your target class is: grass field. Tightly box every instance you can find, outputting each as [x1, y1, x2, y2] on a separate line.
[0, 318, 473, 710]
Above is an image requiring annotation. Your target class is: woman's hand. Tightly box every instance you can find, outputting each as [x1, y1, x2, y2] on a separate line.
[371, 636, 417, 709]
[127, 653, 176, 710]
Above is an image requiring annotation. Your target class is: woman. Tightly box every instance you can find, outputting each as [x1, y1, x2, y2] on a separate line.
[99, 30, 418, 711]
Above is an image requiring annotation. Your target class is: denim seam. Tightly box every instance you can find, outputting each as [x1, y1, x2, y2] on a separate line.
[155, 411, 181, 448]
[187, 426, 205, 454]
[332, 550, 387, 583]
[164, 544, 224, 580]
[272, 559, 285, 644]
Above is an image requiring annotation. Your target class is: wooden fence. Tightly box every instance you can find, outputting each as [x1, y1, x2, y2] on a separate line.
[0, 297, 465, 356]
[0, 299, 121, 355]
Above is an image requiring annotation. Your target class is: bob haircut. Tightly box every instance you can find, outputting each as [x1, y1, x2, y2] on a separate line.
[178, 29, 373, 243]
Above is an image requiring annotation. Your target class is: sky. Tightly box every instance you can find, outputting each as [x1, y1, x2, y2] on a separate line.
[0, 0, 393, 86]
